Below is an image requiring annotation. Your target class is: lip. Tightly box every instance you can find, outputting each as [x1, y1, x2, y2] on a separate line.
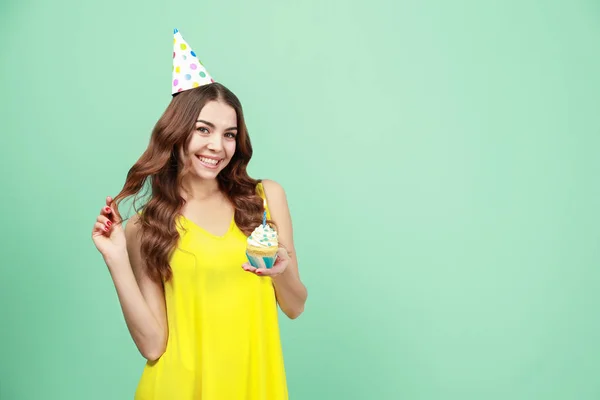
[196, 154, 223, 169]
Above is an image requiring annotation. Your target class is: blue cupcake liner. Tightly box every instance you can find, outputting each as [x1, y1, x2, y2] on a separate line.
[246, 251, 278, 269]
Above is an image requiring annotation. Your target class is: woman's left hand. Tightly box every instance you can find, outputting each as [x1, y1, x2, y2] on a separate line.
[242, 247, 290, 277]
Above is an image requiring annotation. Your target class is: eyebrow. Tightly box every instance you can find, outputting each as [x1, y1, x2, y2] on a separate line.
[196, 119, 238, 131]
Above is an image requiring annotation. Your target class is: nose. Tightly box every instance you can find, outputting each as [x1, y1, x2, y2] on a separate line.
[206, 133, 223, 152]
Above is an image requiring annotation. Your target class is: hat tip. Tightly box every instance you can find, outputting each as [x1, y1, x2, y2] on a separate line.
[173, 28, 179, 34]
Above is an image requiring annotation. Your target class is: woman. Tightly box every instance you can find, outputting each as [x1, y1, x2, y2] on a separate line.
[91, 30, 307, 399]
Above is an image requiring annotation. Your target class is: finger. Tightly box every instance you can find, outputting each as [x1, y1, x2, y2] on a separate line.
[96, 216, 113, 230]
[255, 267, 278, 276]
[265, 260, 288, 275]
[105, 196, 123, 224]
[94, 221, 111, 235]
[242, 263, 257, 272]
[96, 215, 112, 225]
[273, 255, 289, 268]
[277, 247, 290, 260]
[100, 204, 113, 218]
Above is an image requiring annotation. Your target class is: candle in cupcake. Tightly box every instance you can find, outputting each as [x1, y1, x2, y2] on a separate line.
[246, 199, 278, 269]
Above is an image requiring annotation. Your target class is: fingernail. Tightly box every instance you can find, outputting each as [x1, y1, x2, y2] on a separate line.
[256, 271, 262, 275]
[105, 207, 111, 212]
[106, 221, 112, 227]
[104, 227, 109, 232]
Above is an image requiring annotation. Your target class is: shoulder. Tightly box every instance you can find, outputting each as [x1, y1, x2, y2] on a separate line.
[125, 212, 143, 242]
[260, 179, 286, 201]
[260, 179, 290, 221]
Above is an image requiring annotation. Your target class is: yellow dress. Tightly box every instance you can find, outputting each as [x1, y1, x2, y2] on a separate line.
[134, 182, 288, 399]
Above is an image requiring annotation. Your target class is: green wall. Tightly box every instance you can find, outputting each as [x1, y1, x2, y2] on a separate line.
[1, 0, 599, 398]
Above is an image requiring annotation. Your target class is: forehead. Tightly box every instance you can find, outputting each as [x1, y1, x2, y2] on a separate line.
[197, 100, 237, 125]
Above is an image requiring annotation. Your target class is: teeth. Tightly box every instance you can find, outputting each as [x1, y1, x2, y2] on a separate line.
[198, 156, 219, 165]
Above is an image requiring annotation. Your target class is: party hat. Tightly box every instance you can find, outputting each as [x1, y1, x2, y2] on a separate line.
[172, 28, 214, 95]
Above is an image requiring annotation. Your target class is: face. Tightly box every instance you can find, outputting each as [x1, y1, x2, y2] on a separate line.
[182, 100, 238, 180]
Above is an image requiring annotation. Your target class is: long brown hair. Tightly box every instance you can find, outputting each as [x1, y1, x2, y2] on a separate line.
[111, 83, 267, 283]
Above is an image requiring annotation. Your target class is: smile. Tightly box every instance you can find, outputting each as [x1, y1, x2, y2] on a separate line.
[196, 155, 223, 169]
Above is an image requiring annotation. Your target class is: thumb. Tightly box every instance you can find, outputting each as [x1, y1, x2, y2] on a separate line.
[277, 247, 289, 260]
[106, 196, 124, 225]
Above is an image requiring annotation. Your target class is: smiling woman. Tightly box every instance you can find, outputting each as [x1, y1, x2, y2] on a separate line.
[90, 29, 307, 400]
[183, 102, 239, 177]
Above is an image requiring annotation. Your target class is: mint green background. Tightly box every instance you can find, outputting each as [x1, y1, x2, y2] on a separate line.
[1, 0, 599, 398]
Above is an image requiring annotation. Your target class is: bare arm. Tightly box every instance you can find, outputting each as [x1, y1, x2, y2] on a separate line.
[262, 179, 308, 319]
[104, 213, 168, 361]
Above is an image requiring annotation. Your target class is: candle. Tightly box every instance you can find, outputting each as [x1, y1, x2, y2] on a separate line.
[262, 199, 267, 226]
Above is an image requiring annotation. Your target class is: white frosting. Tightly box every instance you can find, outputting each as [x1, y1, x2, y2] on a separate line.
[247, 224, 278, 248]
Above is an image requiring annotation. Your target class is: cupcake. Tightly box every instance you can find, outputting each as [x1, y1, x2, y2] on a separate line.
[246, 223, 278, 269]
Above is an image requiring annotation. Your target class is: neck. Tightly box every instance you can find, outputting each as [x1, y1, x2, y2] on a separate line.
[181, 176, 221, 201]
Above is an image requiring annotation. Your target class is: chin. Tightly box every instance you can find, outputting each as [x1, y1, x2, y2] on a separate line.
[192, 168, 220, 180]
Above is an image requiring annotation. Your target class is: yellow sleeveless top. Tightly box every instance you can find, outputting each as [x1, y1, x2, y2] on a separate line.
[134, 182, 288, 400]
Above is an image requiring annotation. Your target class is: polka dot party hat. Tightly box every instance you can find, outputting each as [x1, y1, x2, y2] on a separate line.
[172, 28, 214, 95]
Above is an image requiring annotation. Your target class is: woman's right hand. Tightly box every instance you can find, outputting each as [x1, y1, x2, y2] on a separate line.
[92, 196, 127, 261]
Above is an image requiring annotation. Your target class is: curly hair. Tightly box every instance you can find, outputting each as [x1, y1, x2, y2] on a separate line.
[110, 83, 268, 283]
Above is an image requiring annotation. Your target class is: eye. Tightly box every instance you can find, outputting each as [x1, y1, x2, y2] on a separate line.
[196, 126, 209, 134]
[225, 132, 237, 139]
